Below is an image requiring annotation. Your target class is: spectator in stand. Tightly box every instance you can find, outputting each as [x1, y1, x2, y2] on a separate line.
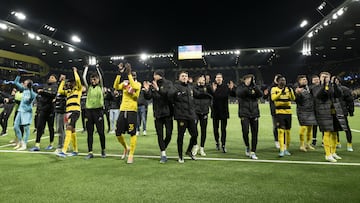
[30, 74, 58, 151]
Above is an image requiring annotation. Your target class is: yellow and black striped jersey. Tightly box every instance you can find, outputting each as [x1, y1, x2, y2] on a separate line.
[58, 71, 82, 112]
[271, 86, 295, 114]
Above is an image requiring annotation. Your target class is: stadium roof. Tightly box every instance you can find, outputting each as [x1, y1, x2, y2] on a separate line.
[0, 0, 359, 74]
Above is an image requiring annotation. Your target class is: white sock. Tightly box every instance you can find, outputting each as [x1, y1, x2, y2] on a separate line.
[161, 151, 166, 156]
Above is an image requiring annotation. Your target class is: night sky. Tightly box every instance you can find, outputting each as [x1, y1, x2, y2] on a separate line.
[0, 0, 344, 55]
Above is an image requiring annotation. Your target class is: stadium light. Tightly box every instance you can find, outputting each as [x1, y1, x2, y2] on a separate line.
[140, 53, 149, 61]
[71, 35, 81, 43]
[0, 23, 8, 30]
[300, 20, 308, 28]
[40, 24, 57, 37]
[88, 56, 97, 65]
[11, 11, 26, 20]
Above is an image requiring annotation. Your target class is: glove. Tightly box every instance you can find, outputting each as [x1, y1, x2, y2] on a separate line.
[125, 63, 132, 75]
[349, 112, 354, 117]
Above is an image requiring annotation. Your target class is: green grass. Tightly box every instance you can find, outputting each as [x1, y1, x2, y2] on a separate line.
[1, 104, 360, 202]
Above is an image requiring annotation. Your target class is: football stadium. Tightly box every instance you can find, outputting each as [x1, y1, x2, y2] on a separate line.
[1, 0, 360, 202]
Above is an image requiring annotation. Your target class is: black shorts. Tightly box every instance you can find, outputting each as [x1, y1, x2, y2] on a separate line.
[116, 111, 137, 135]
[64, 111, 80, 128]
[275, 114, 292, 130]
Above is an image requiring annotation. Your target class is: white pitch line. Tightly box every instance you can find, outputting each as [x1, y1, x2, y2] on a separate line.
[0, 135, 51, 148]
[1, 149, 360, 166]
[351, 129, 360, 133]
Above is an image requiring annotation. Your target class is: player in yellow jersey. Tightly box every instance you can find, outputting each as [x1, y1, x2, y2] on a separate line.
[113, 63, 141, 164]
[56, 67, 82, 158]
[271, 75, 295, 157]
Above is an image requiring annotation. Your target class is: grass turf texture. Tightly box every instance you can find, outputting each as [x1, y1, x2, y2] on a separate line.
[1, 104, 360, 202]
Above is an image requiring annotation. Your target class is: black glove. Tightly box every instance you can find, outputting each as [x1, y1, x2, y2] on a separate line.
[349, 112, 354, 117]
[125, 63, 132, 75]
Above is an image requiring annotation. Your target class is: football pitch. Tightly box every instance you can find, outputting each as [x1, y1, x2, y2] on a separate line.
[1, 104, 360, 202]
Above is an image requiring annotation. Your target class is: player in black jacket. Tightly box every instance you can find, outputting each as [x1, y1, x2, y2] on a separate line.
[143, 70, 174, 163]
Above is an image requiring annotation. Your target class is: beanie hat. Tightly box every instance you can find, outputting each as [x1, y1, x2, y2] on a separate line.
[154, 70, 164, 77]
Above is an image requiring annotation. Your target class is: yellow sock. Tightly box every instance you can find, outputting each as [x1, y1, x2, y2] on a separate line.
[49, 142, 54, 146]
[330, 132, 337, 154]
[35, 142, 40, 148]
[278, 128, 285, 151]
[71, 132, 78, 152]
[129, 135, 137, 156]
[62, 130, 72, 153]
[285, 129, 291, 150]
[323, 131, 331, 156]
[299, 126, 305, 147]
[306, 126, 312, 145]
[117, 135, 128, 149]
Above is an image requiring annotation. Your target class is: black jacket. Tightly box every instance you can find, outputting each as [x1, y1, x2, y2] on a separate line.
[231, 83, 262, 118]
[54, 93, 66, 114]
[169, 81, 210, 120]
[194, 84, 212, 115]
[37, 82, 58, 112]
[210, 83, 230, 119]
[144, 78, 173, 119]
[295, 85, 317, 126]
[312, 83, 347, 132]
[338, 84, 354, 116]
[138, 89, 148, 106]
[108, 90, 122, 110]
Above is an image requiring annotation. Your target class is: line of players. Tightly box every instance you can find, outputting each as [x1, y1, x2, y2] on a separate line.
[0, 65, 354, 163]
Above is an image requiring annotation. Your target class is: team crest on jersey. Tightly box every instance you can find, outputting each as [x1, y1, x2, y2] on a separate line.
[180, 122, 184, 126]
[129, 124, 135, 131]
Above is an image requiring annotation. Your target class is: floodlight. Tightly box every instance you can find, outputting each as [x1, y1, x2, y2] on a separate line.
[300, 20, 308, 28]
[71, 35, 81, 43]
[11, 11, 26, 20]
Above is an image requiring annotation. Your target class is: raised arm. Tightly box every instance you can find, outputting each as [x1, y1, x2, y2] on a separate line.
[73, 67, 82, 90]
[14, 76, 25, 91]
[82, 66, 89, 88]
[96, 67, 104, 88]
